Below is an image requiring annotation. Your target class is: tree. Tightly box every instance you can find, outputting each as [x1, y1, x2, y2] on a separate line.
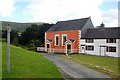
[12, 38, 19, 46]
[2, 30, 19, 45]
[19, 23, 53, 47]
[2, 30, 7, 42]
[10, 30, 19, 44]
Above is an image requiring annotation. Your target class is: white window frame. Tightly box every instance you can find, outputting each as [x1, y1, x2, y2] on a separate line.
[55, 34, 59, 46]
[62, 34, 67, 46]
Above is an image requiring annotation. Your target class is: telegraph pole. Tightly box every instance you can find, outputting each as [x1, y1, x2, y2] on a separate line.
[7, 24, 11, 74]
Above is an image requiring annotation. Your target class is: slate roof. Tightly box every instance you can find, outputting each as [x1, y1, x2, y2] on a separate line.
[47, 17, 90, 32]
[82, 27, 120, 39]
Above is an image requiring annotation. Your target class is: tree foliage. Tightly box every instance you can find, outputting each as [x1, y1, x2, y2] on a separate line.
[19, 23, 53, 47]
[2, 30, 19, 45]
[2, 23, 53, 47]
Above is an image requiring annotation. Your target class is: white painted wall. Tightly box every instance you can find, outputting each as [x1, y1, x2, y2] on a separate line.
[80, 39, 119, 57]
[118, 39, 120, 57]
[80, 39, 94, 55]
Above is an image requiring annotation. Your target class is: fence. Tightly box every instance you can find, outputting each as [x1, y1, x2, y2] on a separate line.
[37, 47, 78, 53]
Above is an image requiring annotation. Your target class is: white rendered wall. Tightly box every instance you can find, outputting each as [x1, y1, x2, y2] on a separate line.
[80, 39, 119, 57]
[118, 39, 120, 57]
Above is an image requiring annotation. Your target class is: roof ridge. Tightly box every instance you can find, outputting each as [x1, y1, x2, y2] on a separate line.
[58, 17, 90, 22]
[47, 17, 93, 32]
[87, 27, 120, 30]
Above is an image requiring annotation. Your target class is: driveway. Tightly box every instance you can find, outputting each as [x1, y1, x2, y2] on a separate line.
[40, 53, 110, 79]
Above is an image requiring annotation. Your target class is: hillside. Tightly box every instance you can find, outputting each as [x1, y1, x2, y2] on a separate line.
[2, 43, 63, 78]
[0, 21, 44, 32]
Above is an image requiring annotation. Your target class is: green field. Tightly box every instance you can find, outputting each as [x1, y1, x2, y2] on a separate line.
[2, 43, 63, 78]
[0, 41, 2, 79]
[62, 54, 119, 78]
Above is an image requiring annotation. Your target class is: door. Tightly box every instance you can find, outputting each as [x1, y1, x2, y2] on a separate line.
[47, 44, 50, 52]
[67, 44, 71, 54]
[81, 46, 85, 53]
[100, 47, 105, 56]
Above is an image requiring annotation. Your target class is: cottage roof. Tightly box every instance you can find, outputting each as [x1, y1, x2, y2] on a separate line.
[82, 27, 120, 39]
[47, 17, 90, 32]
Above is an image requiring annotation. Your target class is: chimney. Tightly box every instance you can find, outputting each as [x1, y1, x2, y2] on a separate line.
[100, 22, 105, 28]
[97, 22, 105, 28]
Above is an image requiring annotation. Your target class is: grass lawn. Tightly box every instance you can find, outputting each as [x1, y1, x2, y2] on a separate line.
[2, 43, 63, 78]
[62, 54, 119, 78]
[0, 41, 2, 79]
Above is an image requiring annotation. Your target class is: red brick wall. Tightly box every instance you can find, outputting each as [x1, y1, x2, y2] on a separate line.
[45, 30, 80, 53]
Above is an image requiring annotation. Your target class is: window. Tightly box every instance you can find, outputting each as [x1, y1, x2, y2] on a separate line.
[55, 35, 59, 46]
[86, 39, 94, 43]
[106, 46, 116, 52]
[86, 45, 94, 51]
[62, 34, 67, 46]
[106, 39, 116, 43]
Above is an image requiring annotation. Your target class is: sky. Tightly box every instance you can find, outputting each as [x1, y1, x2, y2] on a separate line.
[0, 0, 119, 27]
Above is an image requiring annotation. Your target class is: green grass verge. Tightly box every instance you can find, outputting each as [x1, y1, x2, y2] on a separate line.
[0, 41, 2, 79]
[62, 54, 119, 78]
[2, 43, 63, 78]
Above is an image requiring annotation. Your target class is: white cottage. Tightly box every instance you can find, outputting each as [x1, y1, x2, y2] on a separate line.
[80, 27, 120, 57]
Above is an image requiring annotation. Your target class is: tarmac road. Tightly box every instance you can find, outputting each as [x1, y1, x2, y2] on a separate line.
[40, 53, 111, 80]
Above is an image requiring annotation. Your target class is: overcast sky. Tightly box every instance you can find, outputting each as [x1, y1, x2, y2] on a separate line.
[0, 0, 119, 27]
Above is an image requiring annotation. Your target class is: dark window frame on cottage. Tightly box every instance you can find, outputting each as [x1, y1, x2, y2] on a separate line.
[106, 39, 116, 43]
[86, 39, 94, 43]
[106, 46, 116, 52]
[86, 45, 94, 51]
